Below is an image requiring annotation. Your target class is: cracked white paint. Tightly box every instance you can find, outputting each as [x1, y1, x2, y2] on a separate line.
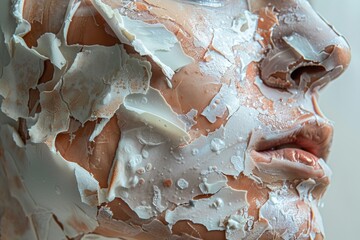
[61, 44, 151, 123]
[0, 0, 342, 239]
[90, 0, 193, 85]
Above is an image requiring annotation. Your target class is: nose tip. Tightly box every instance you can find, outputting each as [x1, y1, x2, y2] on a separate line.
[287, 37, 351, 90]
[255, 0, 351, 90]
[261, 37, 351, 90]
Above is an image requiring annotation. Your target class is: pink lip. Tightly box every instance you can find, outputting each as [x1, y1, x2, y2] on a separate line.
[249, 118, 333, 180]
[253, 148, 319, 167]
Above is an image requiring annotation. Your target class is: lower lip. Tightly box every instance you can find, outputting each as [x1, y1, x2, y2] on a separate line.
[250, 149, 324, 180]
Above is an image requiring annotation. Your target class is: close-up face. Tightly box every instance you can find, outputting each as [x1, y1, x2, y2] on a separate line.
[0, 0, 351, 239]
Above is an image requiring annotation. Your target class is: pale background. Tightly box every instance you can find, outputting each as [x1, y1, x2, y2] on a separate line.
[312, 1, 360, 239]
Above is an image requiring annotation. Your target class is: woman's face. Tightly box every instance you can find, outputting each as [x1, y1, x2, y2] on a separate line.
[0, 0, 350, 239]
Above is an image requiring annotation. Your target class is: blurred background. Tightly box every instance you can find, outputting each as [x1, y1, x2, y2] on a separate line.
[312, 1, 360, 239]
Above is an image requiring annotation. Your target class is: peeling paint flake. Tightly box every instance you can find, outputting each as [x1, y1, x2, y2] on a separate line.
[28, 88, 70, 146]
[0, 125, 99, 238]
[61, 44, 151, 123]
[225, 212, 251, 240]
[199, 170, 227, 194]
[0, 36, 46, 120]
[283, 33, 326, 62]
[296, 178, 316, 202]
[178, 109, 198, 131]
[152, 185, 167, 212]
[90, 0, 193, 83]
[123, 87, 190, 144]
[74, 164, 101, 207]
[0, 0, 17, 63]
[81, 234, 120, 240]
[89, 118, 111, 142]
[201, 83, 240, 124]
[34, 33, 66, 70]
[107, 128, 145, 199]
[31, 211, 67, 240]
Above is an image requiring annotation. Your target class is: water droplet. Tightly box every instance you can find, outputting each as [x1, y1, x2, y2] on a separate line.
[210, 138, 225, 153]
[191, 148, 199, 156]
[124, 144, 132, 153]
[142, 149, 149, 159]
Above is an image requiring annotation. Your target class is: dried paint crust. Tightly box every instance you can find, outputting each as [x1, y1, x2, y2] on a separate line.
[0, 0, 350, 239]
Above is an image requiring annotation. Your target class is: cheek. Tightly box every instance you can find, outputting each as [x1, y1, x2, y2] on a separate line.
[240, 63, 317, 131]
[150, 63, 229, 139]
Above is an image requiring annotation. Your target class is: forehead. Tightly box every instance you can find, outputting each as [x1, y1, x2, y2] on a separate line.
[117, 0, 250, 22]
[110, 0, 259, 64]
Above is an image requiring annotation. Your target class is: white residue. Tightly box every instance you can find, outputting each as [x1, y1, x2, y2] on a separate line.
[210, 138, 226, 153]
[152, 185, 166, 212]
[201, 83, 240, 124]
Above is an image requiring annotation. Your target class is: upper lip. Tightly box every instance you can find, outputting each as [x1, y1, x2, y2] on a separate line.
[250, 117, 333, 161]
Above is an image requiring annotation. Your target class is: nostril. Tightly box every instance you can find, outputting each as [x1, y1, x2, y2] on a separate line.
[260, 42, 350, 91]
[290, 65, 326, 86]
[253, 0, 351, 92]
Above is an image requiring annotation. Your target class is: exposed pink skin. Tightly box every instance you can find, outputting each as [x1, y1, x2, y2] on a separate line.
[0, 0, 351, 239]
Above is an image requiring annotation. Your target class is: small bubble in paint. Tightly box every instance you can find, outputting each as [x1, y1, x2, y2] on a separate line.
[136, 167, 145, 175]
[145, 163, 152, 171]
[142, 149, 149, 159]
[191, 148, 199, 156]
[177, 178, 189, 190]
[210, 138, 225, 153]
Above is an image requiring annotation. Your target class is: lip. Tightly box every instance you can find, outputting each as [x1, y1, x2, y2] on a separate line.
[249, 118, 333, 180]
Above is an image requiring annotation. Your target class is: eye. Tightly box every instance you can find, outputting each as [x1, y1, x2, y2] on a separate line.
[179, 0, 229, 7]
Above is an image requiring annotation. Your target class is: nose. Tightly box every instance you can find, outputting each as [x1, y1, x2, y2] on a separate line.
[249, 0, 351, 90]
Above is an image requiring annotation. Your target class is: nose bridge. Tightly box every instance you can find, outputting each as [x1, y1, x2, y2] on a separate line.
[253, 0, 351, 90]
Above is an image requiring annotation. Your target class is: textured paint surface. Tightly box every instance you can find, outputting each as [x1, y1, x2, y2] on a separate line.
[0, 0, 351, 239]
